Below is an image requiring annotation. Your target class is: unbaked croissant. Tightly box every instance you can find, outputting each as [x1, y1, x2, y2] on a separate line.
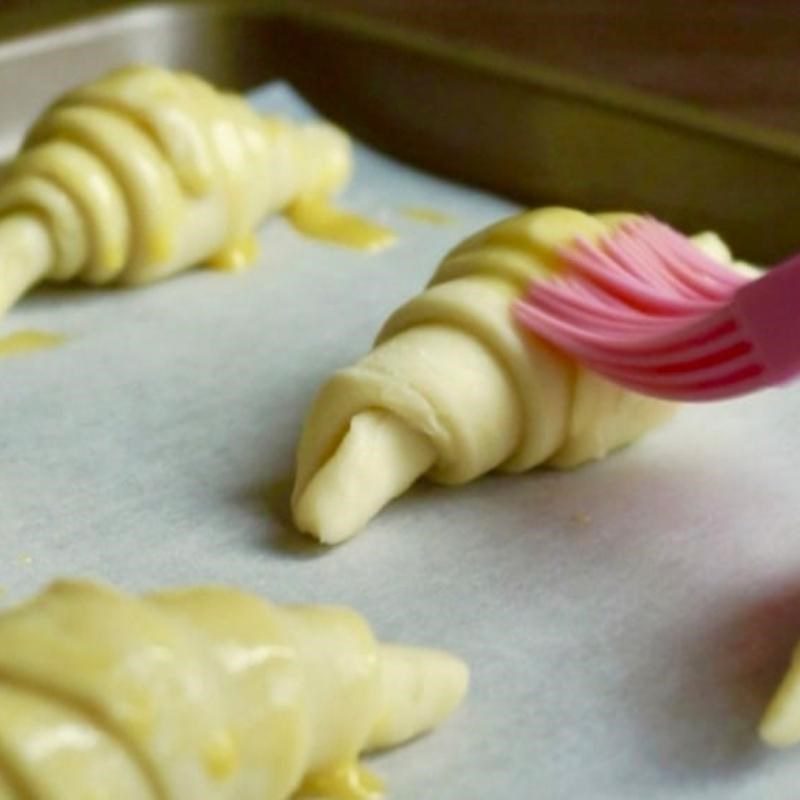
[0, 578, 467, 799]
[292, 207, 742, 544]
[760, 645, 800, 748]
[0, 64, 352, 315]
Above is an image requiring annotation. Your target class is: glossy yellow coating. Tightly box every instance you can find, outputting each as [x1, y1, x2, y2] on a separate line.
[0, 579, 467, 799]
[0, 64, 357, 316]
[288, 195, 396, 252]
[205, 233, 261, 273]
[291, 206, 742, 544]
[298, 761, 385, 800]
[0, 330, 64, 358]
[400, 207, 453, 225]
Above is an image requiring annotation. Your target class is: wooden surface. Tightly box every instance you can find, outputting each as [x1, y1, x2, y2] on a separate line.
[300, 0, 800, 135]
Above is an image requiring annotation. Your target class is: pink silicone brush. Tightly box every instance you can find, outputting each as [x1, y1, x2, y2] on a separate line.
[514, 217, 800, 402]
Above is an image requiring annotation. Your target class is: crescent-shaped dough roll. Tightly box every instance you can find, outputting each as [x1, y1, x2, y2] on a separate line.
[760, 643, 800, 748]
[0, 64, 352, 314]
[292, 207, 742, 544]
[0, 578, 467, 799]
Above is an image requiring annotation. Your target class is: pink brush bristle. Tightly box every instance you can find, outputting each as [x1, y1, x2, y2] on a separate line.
[558, 218, 746, 309]
[516, 217, 747, 346]
[512, 216, 778, 401]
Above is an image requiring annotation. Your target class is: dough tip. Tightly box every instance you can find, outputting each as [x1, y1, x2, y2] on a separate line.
[367, 643, 469, 751]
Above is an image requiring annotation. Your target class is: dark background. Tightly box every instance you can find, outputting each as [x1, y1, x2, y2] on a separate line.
[2, 0, 799, 135]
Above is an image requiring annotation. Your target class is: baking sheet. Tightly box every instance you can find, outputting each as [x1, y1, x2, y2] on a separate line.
[2, 82, 800, 800]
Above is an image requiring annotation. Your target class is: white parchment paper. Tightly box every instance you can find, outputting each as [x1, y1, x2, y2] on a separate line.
[2, 83, 800, 800]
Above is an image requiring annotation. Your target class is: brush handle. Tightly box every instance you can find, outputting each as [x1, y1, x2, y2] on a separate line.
[734, 251, 800, 383]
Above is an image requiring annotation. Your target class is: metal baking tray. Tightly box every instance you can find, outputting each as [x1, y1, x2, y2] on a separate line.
[2, 0, 800, 262]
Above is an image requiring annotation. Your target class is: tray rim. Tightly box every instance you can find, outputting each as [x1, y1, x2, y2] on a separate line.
[2, 0, 800, 167]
